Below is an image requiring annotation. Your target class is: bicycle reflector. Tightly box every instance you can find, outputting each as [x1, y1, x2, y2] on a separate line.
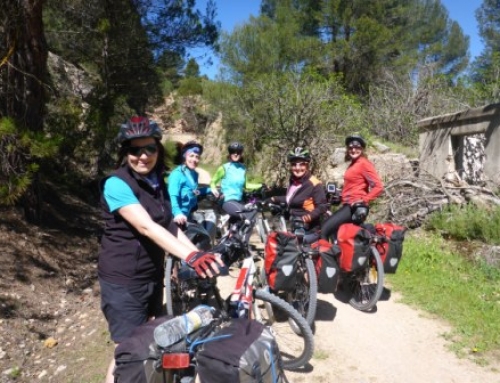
[162, 353, 190, 369]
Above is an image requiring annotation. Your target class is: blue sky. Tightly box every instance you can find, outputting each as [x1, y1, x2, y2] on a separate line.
[191, 0, 484, 79]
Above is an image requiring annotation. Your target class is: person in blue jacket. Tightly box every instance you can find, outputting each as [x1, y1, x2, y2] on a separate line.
[98, 118, 222, 383]
[167, 141, 211, 226]
[210, 141, 261, 221]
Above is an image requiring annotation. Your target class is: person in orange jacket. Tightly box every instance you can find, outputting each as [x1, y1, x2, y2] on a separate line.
[321, 135, 384, 242]
[269, 147, 328, 243]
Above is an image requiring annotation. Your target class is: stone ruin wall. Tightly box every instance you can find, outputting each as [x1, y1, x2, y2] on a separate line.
[418, 103, 500, 187]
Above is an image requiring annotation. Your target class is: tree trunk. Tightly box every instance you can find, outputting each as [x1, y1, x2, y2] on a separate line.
[1, 0, 48, 130]
[0, 0, 48, 222]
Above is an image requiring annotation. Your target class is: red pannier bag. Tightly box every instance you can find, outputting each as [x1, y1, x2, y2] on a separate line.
[337, 223, 371, 272]
[264, 231, 300, 291]
[310, 239, 340, 294]
[374, 223, 407, 273]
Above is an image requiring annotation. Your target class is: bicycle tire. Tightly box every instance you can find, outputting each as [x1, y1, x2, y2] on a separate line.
[254, 288, 314, 370]
[286, 257, 318, 328]
[348, 245, 385, 311]
[303, 258, 318, 325]
[164, 256, 175, 316]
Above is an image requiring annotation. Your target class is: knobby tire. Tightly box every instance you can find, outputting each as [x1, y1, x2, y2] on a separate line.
[254, 288, 314, 371]
[164, 256, 175, 316]
[348, 245, 385, 312]
[302, 258, 318, 326]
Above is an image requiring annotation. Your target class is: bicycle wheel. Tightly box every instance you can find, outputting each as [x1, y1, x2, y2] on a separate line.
[165, 257, 223, 316]
[286, 258, 318, 327]
[347, 245, 385, 312]
[165, 257, 195, 316]
[253, 288, 314, 371]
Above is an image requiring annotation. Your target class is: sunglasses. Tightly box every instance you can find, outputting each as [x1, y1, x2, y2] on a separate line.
[128, 144, 158, 156]
[229, 151, 242, 155]
[290, 162, 308, 168]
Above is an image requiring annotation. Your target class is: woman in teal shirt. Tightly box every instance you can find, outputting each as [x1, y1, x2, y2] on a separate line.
[167, 141, 211, 226]
[211, 142, 261, 220]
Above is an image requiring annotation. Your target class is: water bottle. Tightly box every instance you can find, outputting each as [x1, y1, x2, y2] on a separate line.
[154, 305, 215, 348]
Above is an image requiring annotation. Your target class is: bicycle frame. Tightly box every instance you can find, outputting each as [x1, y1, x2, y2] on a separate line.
[229, 256, 256, 319]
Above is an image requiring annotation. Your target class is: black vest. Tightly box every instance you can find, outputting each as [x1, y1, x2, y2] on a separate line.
[98, 166, 172, 284]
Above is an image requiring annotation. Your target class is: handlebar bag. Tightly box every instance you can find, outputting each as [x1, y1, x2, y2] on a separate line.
[264, 231, 300, 291]
[337, 223, 371, 272]
[374, 223, 407, 273]
[310, 239, 341, 294]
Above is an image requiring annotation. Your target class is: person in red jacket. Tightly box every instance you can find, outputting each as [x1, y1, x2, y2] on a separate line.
[269, 147, 328, 243]
[321, 135, 384, 242]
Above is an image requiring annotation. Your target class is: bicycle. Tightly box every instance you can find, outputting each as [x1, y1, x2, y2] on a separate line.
[164, 197, 263, 317]
[212, 186, 279, 245]
[325, 183, 385, 312]
[255, 200, 288, 244]
[164, 213, 314, 371]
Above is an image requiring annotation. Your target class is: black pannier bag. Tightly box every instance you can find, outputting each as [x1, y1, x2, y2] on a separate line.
[310, 239, 341, 294]
[113, 316, 175, 383]
[264, 231, 301, 291]
[196, 318, 287, 383]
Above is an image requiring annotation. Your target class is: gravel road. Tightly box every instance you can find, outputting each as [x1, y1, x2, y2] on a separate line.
[294, 287, 500, 383]
[217, 257, 500, 383]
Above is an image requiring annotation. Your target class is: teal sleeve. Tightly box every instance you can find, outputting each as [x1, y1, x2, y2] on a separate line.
[103, 176, 139, 212]
[167, 169, 183, 217]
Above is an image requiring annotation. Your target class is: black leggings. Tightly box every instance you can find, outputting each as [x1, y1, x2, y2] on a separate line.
[222, 200, 255, 222]
[222, 200, 256, 243]
[320, 204, 353, 242]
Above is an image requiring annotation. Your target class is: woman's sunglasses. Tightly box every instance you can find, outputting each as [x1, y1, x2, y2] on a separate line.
[290, 162, 308, 168]
[128, 144, 158, 156]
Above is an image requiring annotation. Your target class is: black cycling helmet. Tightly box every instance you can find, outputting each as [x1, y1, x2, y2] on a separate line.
[345, 135, 366, 148]
[181, 140, 204, 157]
[228, 141, 244, 153]
[287, 147, 311, 163]
[117, 116, 162, 144]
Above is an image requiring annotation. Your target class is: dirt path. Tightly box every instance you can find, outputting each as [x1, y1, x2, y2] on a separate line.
[215, 242, 500, 383]
[290, 288, 500, 382]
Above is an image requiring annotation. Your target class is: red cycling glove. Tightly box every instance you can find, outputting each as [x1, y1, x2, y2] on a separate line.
[186, 251, 218, 277]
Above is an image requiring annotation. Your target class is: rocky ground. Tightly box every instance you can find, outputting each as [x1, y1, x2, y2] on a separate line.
[0, 183, 107, 383]
[1, 182, 500, 383]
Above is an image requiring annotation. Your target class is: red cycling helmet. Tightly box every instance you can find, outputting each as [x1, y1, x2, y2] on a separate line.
[117, 116, 162, 144]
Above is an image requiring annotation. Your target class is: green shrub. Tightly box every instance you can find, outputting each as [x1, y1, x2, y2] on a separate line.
[426, 204, 500, 244]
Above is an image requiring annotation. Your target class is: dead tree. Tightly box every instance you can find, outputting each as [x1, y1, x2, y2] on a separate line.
[372, 168, 500, 228]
